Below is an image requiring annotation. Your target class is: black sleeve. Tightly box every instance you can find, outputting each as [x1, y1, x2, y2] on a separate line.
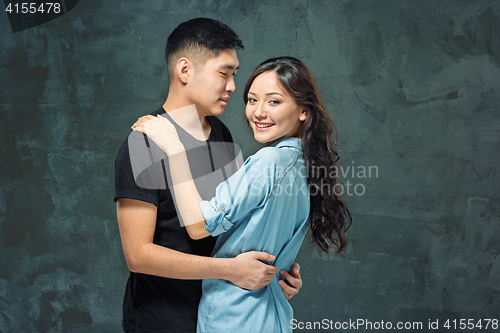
[114, 137, 160, 206]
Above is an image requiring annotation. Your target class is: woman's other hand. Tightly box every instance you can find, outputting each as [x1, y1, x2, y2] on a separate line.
[279, 263, 302, 300]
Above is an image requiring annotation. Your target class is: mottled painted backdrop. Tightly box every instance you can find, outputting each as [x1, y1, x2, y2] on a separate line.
[1, 0, 499, 332]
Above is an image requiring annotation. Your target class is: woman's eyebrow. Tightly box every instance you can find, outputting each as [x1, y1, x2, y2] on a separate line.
[247, 91, 283, 97]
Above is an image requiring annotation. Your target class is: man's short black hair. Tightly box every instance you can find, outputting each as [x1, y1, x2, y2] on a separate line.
[165, 18, 244, 79]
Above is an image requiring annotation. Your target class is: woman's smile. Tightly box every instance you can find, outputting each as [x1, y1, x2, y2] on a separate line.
[254, 121, 275, 131]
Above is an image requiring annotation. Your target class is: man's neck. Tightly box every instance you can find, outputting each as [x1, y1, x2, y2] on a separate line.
[162, 98, 211, 141]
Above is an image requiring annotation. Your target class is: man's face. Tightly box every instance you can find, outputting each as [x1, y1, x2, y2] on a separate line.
[187, 48, 239, 117]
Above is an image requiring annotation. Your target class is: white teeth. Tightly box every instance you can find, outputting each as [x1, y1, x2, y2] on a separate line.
[255, 123, 273, 128]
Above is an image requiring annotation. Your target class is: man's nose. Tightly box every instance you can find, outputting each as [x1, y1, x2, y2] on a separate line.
[226, 76, 236, 93]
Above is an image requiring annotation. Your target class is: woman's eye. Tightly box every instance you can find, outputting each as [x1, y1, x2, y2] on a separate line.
[248, 98, 257, 103]
[270, 100, 281, 105]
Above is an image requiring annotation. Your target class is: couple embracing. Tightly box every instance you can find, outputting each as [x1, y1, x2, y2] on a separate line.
[114, 18, 351, 333]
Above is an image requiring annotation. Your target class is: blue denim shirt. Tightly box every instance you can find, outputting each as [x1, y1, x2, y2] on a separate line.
[198, 137, 310, 333]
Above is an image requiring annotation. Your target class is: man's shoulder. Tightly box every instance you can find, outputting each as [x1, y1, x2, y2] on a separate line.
[149, 107, 166, 117]
[117, 107, 165, 146]
[114, 109, 159, 170]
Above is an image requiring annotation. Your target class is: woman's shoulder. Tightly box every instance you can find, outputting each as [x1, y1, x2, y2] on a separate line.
[256, 138, 301, 159]
[255, 145, 299, 160]
[244, 139, 303, 173]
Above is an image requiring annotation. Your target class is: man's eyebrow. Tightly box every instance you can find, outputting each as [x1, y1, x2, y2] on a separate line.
[218, 63, 240, 70]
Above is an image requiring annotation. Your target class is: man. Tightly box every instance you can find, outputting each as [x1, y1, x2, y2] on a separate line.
[114, 18, 302, 333]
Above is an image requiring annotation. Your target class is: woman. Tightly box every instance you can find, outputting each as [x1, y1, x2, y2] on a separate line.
[132, 57, 352, 332]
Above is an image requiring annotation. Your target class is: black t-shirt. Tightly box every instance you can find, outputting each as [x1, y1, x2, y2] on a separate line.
[114, 107, 235, 333]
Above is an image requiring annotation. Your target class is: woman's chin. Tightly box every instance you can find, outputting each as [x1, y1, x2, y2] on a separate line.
[253, 135, 267, 144]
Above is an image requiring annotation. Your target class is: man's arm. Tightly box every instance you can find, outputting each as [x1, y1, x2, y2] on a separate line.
[117, 198, 277, 290]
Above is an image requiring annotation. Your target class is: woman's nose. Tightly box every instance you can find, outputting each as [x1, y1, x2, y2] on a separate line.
[253, 102, 267, 119]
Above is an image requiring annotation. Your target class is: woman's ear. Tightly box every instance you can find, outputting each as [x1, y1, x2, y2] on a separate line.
[299, 109, 308, 121]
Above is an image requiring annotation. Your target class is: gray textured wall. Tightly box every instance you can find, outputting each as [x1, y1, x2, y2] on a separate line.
[1, 1, 499, 332]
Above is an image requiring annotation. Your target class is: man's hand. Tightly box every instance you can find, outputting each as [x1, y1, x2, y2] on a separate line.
[227, 251, 277, 290]
[279, 263, 302, 300]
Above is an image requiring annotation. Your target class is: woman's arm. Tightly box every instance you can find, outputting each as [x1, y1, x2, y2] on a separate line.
[132, 114, 210, 239]
[166, 149, 211, 239]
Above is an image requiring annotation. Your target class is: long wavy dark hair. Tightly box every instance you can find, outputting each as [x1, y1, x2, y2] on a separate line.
[243, 56, 352, 253]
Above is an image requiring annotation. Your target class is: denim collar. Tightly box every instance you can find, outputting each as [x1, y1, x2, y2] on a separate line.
[269, 137, 302, 150]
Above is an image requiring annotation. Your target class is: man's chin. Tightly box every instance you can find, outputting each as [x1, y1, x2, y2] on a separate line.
[196, 105, 225, 117]
[211, 107, 226, 117]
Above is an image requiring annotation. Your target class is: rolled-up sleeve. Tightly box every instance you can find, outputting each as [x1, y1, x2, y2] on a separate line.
[199, 200, 232, 236]
[199, 149, 275, 236]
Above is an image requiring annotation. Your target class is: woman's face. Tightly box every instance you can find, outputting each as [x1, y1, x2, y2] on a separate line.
[245, 71, 307, 146]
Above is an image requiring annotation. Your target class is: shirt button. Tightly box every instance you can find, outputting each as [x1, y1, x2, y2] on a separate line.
[220, 206, 225, 211]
